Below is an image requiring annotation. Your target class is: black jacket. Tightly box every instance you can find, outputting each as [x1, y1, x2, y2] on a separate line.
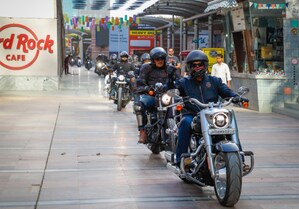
[176, 75, 238, 114]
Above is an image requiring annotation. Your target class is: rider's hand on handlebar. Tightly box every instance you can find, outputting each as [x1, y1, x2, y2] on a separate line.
[232, 96, 249, 104]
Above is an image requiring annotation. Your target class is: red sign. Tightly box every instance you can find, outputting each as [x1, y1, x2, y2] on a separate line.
[0, 23, 54, 70]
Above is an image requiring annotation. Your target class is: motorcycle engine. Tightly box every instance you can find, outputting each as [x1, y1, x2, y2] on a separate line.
[191, 116, 202, 135]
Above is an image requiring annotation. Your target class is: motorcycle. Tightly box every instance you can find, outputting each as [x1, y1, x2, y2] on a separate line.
[104, 70, 116, 97]
[76, 57, 82, 67]
[140, 83, 184, 154]
[85, 59, 92, 71]
[95, 60, 109, 76]
[165, 86, 254, 207]
[111, 70, 135, 111]
[69, 57, 75, 67]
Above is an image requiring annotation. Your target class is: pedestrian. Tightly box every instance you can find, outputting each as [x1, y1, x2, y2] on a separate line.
[211, 54, 232, 88]
[134, 47, 180, 143]
[174, 50, 248, 168]
[166, 47, 181, 73]
[64, 55, 70, 75]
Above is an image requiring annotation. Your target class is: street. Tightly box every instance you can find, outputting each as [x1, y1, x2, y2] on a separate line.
[0, 66, 298, 209]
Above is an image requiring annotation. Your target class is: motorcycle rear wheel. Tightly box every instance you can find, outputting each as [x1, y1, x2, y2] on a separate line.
[214, 152, 242, 207]
[117, 87, 122, 111]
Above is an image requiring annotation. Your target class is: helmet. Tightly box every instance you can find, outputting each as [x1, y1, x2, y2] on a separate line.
[133, 55, 139, 62]
[110, 53, 117, 61]
[140, 53, 151, 63]
[186, 50, 208, 80]
[150, 47, 167, 62]
[119, 51, 129, 58]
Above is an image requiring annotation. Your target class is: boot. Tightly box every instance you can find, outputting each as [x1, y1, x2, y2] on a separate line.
[138, 129, 147, 144]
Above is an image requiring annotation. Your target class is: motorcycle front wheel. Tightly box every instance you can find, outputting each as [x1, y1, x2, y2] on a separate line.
[117, 87, 122, 111]
[214, 152, 242, 207]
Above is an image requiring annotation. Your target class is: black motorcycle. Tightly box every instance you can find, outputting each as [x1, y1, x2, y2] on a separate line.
[166, 86, 254, 207]
[85, 59, 92, 71]
[140, 83, 184, 154]
[111, 70, 135, 111]
[94, 54, 109, 76]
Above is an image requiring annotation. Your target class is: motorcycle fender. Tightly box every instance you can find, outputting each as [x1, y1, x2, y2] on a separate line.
[215, 141, 239, 152]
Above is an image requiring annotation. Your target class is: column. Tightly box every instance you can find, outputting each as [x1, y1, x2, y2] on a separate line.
[194, 19, 199, 49]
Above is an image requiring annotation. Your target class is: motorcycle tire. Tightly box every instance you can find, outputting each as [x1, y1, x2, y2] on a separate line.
[147, 143, 160, 154]
[214, 152, 242, 207]
[117, 87, 122, 111]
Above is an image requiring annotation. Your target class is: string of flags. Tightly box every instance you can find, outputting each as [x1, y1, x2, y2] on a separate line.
[64, 14, 140, 31]
[249, 2, 289, 9]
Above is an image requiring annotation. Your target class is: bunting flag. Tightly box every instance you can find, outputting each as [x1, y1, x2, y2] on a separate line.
[249, 2, 288, 9]
[64, 14, 140, 31]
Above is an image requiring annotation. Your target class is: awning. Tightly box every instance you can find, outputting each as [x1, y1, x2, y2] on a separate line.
[204, 0, 238, 13]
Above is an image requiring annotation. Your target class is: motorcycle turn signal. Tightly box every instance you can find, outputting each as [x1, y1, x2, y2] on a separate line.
[176, 104, 183, 111]
[243, 102, 249, 108]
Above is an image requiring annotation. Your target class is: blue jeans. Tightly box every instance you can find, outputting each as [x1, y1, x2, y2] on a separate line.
[176, 114, 195, 164]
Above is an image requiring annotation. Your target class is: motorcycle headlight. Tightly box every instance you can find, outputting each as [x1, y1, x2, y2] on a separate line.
[212, 112, 230, 128]
[118, 75, 125, 81]
[161, 93, 171, 106]
[97, 62, 103, 67]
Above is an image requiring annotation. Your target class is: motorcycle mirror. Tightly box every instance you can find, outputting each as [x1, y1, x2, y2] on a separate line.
[237, 86, 249, 96]
[155, 82, 163, 89]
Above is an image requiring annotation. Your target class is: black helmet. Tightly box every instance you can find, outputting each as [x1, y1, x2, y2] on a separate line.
[186, 50, 208, 80]
[119, 51, 129, 58]
[110, 53, 117, 61]
[140, 53, 150, 63]
[150, 47, 167, 61]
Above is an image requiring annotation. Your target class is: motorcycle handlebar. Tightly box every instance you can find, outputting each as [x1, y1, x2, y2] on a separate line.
[188, 97, 233, 108]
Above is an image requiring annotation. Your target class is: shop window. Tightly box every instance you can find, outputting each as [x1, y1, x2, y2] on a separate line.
[252, 16, 284, 75]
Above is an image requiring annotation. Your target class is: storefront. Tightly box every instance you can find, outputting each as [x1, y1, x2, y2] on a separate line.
[222, 0, 299, 113]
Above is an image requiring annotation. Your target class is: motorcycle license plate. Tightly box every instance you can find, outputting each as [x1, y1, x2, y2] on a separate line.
[208, 128, 235, 135]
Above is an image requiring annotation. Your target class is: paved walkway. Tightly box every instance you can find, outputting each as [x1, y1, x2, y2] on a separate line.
[0, 66, 299, 209]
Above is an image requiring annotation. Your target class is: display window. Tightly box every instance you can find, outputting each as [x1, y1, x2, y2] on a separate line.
[249, 1, 285, 76]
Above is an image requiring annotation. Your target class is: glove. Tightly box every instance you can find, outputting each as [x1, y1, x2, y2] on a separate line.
[167, 65, 177, 76]
[232, 96, 249, 104]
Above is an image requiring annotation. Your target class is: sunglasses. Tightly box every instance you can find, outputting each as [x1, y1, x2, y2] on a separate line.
[192, 63, 204, 68]
[154, 58, 164, 61]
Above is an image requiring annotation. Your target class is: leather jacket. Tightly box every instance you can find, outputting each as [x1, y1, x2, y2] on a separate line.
[113, 61, 135, 75]
[136, 63, 179, 91]
[176, 75, 238, 114]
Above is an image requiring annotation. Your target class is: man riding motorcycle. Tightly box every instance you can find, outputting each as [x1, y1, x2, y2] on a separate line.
[134, 53, 151, 78]
[134, 47, 180, 144]
[109, 51, 135, 99]
[174, 49, 249, 167]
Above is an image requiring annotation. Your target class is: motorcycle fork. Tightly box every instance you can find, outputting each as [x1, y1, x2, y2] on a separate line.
[200, 111, 216, 179]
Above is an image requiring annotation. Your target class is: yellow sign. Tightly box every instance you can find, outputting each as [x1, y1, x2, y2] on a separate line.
[130, 30, 155, 35]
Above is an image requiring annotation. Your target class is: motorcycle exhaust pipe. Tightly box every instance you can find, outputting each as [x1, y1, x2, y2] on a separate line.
[166, 162, 181, 175]
[164, 151, 175, 163]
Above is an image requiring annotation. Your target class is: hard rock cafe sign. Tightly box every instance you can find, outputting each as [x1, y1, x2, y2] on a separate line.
[0, 23, 55, 70]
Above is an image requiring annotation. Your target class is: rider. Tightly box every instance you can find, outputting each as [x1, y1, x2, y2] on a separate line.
[134, 47, 179, 144]
[134, 53, 151, 78]
[109, 53, 118, 68]
[175, 50, 248, 167]
[110, 51, 135, 99]
[104, 53, 118, 91]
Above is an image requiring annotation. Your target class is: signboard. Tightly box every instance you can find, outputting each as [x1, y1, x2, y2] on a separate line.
[0, 18, 57, 76]
[109, 27, 129, 55]
[231, 4, 246, 31]
[129, 24, 155, 55]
